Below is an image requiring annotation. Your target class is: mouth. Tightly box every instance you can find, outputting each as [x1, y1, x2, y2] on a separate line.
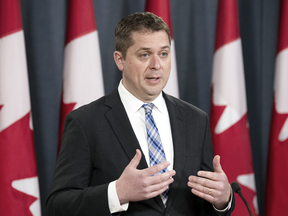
[147, 77, 159, 81]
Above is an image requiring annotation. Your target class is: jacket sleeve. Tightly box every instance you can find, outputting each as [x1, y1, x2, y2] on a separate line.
[46, 113, 112, 216]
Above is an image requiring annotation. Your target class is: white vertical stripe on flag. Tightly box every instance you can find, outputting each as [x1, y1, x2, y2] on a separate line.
[63, 31, 104, 108]
[0, 31, 30, 131]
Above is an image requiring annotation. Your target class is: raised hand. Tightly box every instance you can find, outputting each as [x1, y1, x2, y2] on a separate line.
[116, 149, 176, 205]
[187, 155, 231, 210]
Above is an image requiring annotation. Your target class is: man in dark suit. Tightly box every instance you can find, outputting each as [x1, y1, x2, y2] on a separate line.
[47, 12, 234, 215]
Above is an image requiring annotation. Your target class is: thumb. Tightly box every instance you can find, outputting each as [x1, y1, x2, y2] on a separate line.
[129, 149, 142, 169]
[213, 155, 223, 173]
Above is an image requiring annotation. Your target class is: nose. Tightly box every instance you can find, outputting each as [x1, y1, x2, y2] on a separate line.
[149, 55, 161, 70]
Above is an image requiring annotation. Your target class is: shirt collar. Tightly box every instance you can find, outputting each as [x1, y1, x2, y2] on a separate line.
[118, 80, 166, 116]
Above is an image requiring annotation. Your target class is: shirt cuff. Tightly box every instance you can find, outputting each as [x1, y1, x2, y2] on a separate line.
[108, 180, 129, 213]
[213, 186, 233, 213]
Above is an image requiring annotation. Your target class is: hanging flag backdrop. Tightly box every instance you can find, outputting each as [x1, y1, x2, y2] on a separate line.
[145, 0, 179, 98]
[0, 0, 41, 215]
[58, 0, 104, 153]
[265, 0, 288, 214]
[210, 0, 258, 215]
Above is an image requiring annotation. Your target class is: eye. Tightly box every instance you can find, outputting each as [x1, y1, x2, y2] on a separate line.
[139, 53, 149, 59]
[160, 52, 168, 57]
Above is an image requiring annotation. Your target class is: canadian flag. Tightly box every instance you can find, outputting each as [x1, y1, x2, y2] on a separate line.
[210, 0, 258, 215]
[145, 0, 179, 98]
[58, 0, 104, 153]
[0, 0, 41, 215]
[265, 0, 288, 214]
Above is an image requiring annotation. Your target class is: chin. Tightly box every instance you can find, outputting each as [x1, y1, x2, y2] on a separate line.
[143, 84, 165, 96]
[146, 90, 162, 98]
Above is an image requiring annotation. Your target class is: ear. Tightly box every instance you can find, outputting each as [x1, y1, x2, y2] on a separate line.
[114, 51, 124, 71]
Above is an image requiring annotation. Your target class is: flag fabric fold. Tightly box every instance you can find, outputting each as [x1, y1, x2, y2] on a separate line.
[145, 0, 179, 98]
[210, 0, 258, 215]
[265, 0, 288, 214]
[58, 0, 104, 153]
[0, 0, 41, 215]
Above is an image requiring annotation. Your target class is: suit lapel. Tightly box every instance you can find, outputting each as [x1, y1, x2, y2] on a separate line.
[163, 93, 186, 211]
[104, 88, 148, 170]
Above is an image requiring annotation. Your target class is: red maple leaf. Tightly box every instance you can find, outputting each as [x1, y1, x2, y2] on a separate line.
[210, 98, 257, 215]
[0, 112, 38, 215]
[266, 102, 288, 215]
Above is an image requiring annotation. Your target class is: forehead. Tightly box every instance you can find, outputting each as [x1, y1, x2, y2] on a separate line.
[130, 30, 170, 49]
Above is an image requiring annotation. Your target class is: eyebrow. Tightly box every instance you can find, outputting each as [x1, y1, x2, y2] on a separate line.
[137, 46, 170, 52]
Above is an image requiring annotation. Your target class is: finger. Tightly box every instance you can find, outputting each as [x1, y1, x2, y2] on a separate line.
[148, 183, 170, 199]
[149, 170, 176, 185]
[144, 161, 171, 177]
[189, 179, 219, 201]
[213, 155, 223, 173]
[148, 176, 174, 196]
[129, 149, 142, 169]
[194, 170, 216, 182]
[191, 187, 215, 203]
[190, 182, 211, 194]
[188, 175, 213, 189]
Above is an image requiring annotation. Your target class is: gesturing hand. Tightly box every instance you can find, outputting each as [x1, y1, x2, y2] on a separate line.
[116, 149, 176, 205]
[187, 155, 231, 210]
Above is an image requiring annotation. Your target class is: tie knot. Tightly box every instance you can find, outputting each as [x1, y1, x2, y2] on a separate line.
[142, 103, 154, 114]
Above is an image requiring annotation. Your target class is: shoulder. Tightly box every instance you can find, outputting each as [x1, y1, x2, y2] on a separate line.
[68, 87, 121, 120]
[163, 92, 208, 120]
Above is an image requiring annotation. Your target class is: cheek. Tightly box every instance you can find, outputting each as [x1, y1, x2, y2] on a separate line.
[125, 61, 148, 81]
[124, 67, 141, 84]
[164, 66, 171, 78]
[161, 60, 171, 72]
[133, 65, 147, 78]
[166, 66, 171, 74]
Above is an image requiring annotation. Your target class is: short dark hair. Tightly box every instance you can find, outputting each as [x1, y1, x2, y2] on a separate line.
[115, 12, 171, 59]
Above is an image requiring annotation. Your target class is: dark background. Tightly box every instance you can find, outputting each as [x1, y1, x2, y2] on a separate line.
[20, 0, 280, 215]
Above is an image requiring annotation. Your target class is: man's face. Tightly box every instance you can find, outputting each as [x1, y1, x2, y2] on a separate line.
[114, 30, 171, 103]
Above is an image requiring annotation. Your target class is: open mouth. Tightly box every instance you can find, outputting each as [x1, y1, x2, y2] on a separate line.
[148, 77, 159, 80]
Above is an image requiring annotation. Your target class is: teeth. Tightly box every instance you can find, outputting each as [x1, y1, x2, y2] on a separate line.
[149, 78, 157, 80]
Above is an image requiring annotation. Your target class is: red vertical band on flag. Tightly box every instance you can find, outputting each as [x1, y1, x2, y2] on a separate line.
[0, 113, 37, 215]
[266, 105, 288, 215]
[277, 0, 288, 53]
[265, 0, 288, 214]
[0, 0, 22, 38]
[145, 0, 173, 39]
[214, 0, 240, 51]
[65, 0, 97, 45]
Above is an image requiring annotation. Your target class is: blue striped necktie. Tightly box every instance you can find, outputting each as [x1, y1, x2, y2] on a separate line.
[142, 103, 169, 206]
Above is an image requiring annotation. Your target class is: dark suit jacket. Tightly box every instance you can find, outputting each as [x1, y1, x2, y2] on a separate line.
[46, 88, 234, 216]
